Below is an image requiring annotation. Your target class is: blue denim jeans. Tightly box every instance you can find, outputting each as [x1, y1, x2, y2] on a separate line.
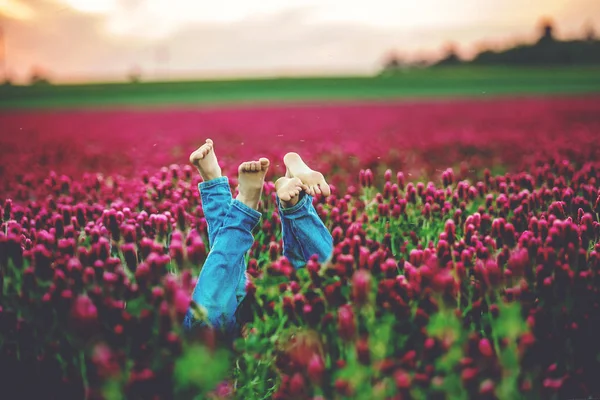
[183, 176, 333, 334]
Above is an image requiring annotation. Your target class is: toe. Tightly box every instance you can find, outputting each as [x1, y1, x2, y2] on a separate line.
[321, 183, 331, 196]
[313, 185, 322, 195]
[259, 157, 270, 169]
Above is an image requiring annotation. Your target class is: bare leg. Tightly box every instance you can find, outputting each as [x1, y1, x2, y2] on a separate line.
[189, 139, 222, 182]
[236, 158, 270, 210]
[189, 139, 230, 247]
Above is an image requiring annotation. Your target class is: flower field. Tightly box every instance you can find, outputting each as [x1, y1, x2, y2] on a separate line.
[2, 95, 600, 399]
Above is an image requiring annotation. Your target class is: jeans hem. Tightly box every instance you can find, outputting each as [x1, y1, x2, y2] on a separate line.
[199, 176, 230, 191]
[231, 199, 262, 221]
[278, 192, 313, 216]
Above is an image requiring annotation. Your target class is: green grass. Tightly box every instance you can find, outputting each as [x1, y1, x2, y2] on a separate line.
[1, 66, 600, 109]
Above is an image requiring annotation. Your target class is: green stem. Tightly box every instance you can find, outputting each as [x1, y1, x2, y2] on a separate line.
[484, 293, 501, 356]
[80, 351, 89, 400]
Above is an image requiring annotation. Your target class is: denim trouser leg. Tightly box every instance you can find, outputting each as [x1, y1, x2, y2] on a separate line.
[197, 177, 248, 303]
[277, 192, 334, 269]
[199, 177, 232, 247]
[184, 199, 261, 333]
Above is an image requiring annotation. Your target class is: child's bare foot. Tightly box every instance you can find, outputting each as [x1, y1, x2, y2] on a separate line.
[189, 139, 221, 181]
[236, 158, 270, 210]
[275, 177, 308, 208]
[283, 152, 331, 196]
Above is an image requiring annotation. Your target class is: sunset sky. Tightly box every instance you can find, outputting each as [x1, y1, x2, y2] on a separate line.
[1, 0, 598, 82]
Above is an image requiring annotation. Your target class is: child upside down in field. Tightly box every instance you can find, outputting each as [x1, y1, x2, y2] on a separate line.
[183, 139, 334, 337]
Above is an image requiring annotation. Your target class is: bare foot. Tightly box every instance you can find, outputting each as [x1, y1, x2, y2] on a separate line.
[189, 139, 221, 181]
[236, 158, 270, 210]
[283, 152, 331, 196]
[275, 177, 308, 208]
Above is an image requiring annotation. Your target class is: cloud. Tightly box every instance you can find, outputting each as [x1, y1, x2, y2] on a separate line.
[1, 4, 415, 81]
[0, 0, 35, 20]
[1, 0, 598, 82]
[3, 0, 144, 80]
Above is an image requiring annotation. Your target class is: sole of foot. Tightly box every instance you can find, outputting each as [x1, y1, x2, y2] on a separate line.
[189, 139, 222, 181]
[236, 158, 270, 210]
[275, 177, 308, 207]
[283, 152, 331, 196]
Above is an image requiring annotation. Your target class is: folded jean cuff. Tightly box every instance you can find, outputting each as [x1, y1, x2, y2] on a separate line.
[199, 176, 230, 191]
[231, 199, 262, 223]
[278, 192, 313, 216]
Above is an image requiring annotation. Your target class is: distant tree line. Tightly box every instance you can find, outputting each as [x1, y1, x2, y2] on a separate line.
[383, 20, 600, 73]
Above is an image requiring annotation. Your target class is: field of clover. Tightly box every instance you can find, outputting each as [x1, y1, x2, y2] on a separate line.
[1, 96, 600, 399]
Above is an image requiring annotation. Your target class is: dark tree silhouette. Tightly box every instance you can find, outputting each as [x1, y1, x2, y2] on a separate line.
[436, 42, 462, 66]
[456, 20, 600, 66]
[382, 19, 600, 71]
[538, 18, 556, 44]
[585, 23, 596, 41]
[29, 67, 51, 86]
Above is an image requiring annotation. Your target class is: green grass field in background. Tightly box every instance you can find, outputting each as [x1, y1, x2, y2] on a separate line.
[1, 66, 600, 109]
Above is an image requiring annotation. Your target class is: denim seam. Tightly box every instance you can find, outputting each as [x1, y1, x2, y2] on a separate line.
[208, 227, 224, 248]
[288, 219, 307, 262]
